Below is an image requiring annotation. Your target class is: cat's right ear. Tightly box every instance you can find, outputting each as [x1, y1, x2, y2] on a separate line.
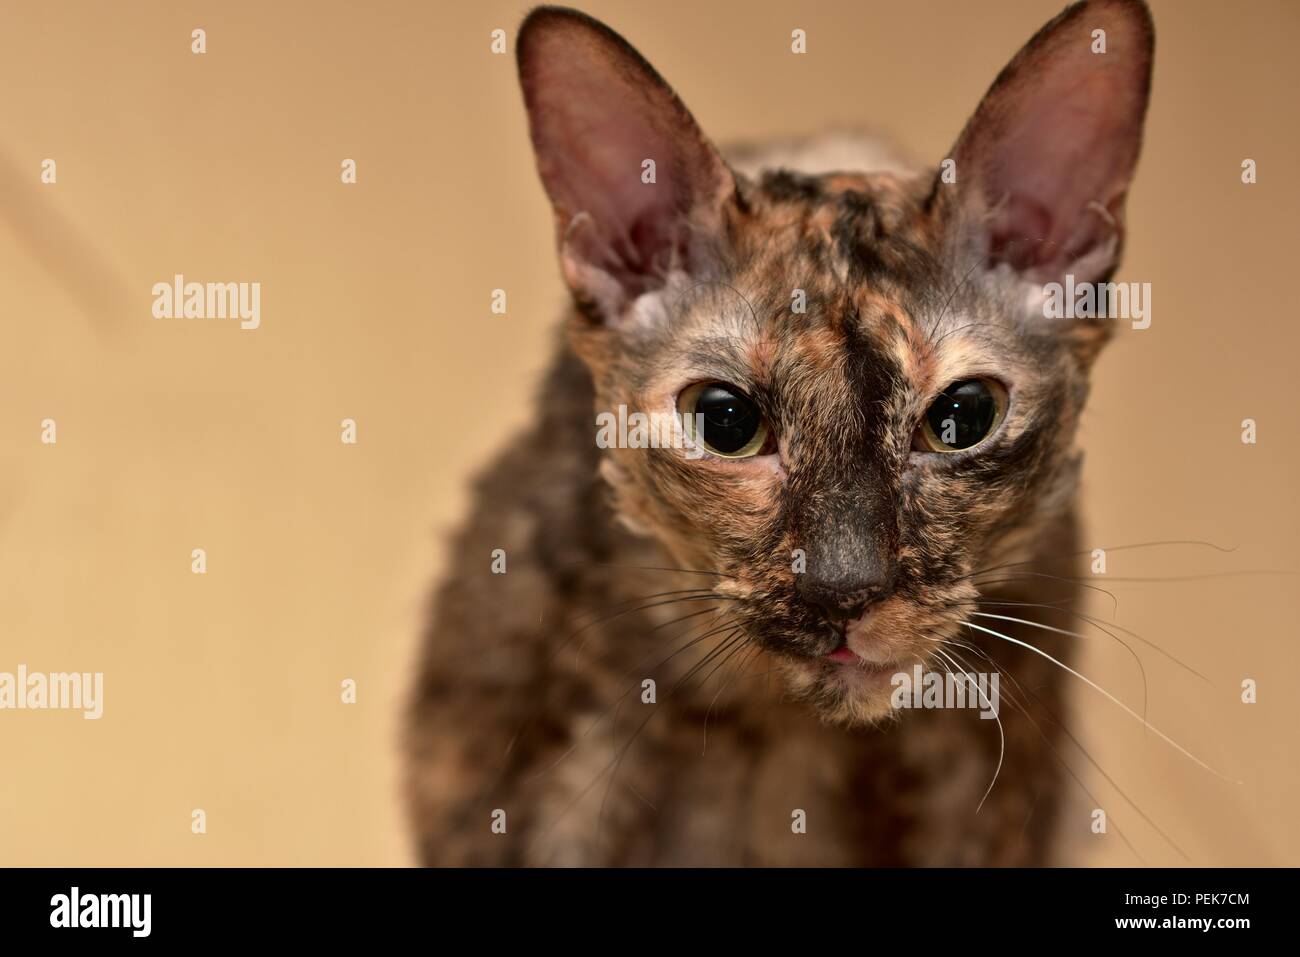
[516, 7, 736, 323]
[935, 0, 1154, 287]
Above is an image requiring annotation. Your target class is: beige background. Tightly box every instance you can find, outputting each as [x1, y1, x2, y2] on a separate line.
[0, 0, 1295, 866]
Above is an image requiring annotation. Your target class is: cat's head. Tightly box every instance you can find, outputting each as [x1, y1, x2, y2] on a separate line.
[517, 1, 1153, 724]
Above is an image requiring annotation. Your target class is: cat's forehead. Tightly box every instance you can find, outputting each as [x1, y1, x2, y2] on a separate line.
[738, 169, 945, 334]
[661, 168, 1005, 392]
[738, 167, 934, 275]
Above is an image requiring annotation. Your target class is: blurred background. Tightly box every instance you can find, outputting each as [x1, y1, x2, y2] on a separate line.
[0, 0, 1295, 866]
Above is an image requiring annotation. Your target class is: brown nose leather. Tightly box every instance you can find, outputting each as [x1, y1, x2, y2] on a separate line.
[797, 576, 892, 626]
[793, 481, 898, 626]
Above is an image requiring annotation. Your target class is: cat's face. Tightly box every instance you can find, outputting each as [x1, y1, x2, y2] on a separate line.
[518, 1, 1153, 724]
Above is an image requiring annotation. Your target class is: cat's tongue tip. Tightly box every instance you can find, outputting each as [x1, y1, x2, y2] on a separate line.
[826, 646, 858, 663]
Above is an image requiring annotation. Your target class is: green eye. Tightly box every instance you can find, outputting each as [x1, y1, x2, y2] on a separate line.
[916, 378, 1006, 452]
[678, 382, 772, 458]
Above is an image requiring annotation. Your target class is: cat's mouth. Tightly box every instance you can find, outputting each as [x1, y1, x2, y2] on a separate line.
[771, 641, 920, 726]
[760, 599, 954, 724]
[821, 605, 913, 668]
[822, 639, 911, 680]
[727, 589, 967, 724]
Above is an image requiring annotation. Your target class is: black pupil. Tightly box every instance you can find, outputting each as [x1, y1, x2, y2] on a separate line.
[695, 384, 760, 454]
[926, 380, 997, 450]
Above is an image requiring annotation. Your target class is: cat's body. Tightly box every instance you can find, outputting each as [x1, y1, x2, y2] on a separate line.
[406, 336, 1077, 866]
[406, 2, 1153, 866]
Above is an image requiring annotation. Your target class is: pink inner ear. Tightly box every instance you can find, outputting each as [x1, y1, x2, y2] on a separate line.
[982, 75, 1142, 276]
[952, 0, 1153, 283]
[519, 14, 730, 301]
[539, 100, 688, 284]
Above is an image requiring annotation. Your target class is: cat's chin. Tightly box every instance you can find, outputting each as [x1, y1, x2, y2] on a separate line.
[778, 654, 918, 728]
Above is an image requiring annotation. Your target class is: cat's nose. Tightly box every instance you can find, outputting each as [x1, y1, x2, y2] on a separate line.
[797, 575, 894, 627]
[792, 484, 899, 628]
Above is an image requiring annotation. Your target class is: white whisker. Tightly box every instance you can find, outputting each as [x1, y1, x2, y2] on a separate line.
[976, 599, 1213, 684]
[961, 620, 1239, 782]
[932, 646, 1004, 813]
[972, 609, 1150, 723]
[972, 611, 1089, 641]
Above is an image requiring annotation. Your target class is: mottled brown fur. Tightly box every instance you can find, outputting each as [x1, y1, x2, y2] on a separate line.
[405, 0, 1153, 865]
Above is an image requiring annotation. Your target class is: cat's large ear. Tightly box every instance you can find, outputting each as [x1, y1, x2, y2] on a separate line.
[936, 0, 1154, 286]
[516, 7, 736, 322]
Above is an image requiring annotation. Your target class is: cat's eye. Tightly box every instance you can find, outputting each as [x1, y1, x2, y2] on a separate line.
[914, 378, 1007, 453]
[677, 382, 773, 458]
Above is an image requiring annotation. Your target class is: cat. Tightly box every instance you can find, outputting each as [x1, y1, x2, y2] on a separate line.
[405, 0, 1154, 866]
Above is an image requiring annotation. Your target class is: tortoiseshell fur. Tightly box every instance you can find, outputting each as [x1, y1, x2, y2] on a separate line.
[406, 2, 1152, 866]
[405, 138, 1094, 865]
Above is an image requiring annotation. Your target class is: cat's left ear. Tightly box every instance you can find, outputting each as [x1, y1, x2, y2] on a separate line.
[516, 7, 737, 323]
[935, 0, 1154, 286]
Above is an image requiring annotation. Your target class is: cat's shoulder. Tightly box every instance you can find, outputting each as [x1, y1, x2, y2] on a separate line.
[723, 129, 919, 180]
